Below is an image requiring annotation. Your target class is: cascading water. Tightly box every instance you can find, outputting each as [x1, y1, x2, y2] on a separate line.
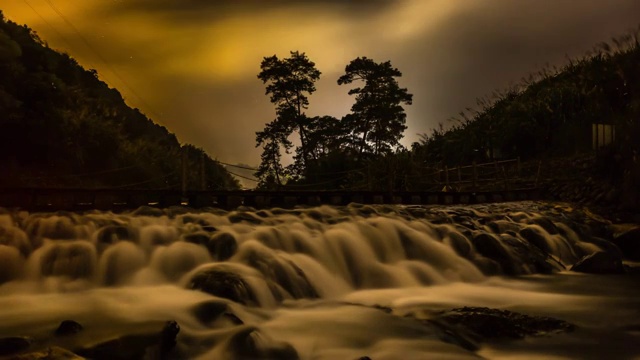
[0, 202, 638, 359]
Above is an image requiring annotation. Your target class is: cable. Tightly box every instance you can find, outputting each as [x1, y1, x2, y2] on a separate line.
[226, 170, 258, 182]
[216, 161, 259, 171]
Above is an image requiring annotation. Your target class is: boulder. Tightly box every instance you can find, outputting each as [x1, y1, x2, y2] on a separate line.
[435, 307, 575, 340]
[10, 346, 84, 360]
[188, 269, 257, 306]
[0, 336, 32, 356]
[227, 327, 299, 360]
[76, 320, 179, 360]
[55, 320, 83, 336]
[612, 227, 640, 261]
[206, 232, 238, 261]
[571, 251, 625, 274]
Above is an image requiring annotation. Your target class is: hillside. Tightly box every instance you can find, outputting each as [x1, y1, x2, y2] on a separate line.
[0, 11, 239, 190]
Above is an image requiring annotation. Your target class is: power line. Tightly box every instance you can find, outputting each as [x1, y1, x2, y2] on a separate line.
[226, 170, 258, 182]
[215, 161, 259, 171]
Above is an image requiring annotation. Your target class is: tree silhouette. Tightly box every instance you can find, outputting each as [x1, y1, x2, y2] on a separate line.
[338, 57, 413, 157]
[255, 119, 292, 189]
[257, 51, 321, 172]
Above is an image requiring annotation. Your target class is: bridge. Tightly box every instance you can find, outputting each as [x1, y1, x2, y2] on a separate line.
[0, 187, 541, 212]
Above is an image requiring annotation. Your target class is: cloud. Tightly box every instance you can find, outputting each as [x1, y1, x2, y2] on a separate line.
[3, 0, 640, 166]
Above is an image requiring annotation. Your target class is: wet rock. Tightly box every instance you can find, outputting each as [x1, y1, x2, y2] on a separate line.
[436, 307, 575, 340]
[182, 232, 210, 246]
[519, 227, 551, 253]
[76, 320, 179, 360]
[190, 300, 244, 326]
[10, 346, 84, 359]
[228, 212, 262, 225]
[228, 327, 299, 360]
[55, 320, 83, 336]
[0, 336, 32, 356]
[571, 251, 625, 274]
[131, 206, 164, 217]
[96, 225, 132, 245]
[206, 232, 238, 261]
[189, 269, 257, 306]
[613, 227, 640, 261]
[472, 233, 517, 275]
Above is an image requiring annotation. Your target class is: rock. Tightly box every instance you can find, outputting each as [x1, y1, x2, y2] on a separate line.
[472, 233, 517, 275]
[227, 327, 299, 360]
[571, 251, 625, 274]
[159, 320, 180, 353]
[436, 307, 575, 340]
[76, 320, 179, 360]
[96, 226, 133, 245]
[206, 232, 238, 261]
[188, 269, 257, 306]
[131, 206, 164, 217]
[613, 227, 640, 261]
[0, 336, 32, 356]
[10, 346, 85, 359]
[228, 212, 262, 225]
[55, 320, 83, 336]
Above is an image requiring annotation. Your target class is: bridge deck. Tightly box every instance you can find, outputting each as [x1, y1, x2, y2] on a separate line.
[0, 188, 541, 211]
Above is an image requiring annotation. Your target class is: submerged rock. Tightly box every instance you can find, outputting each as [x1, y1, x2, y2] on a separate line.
[613, 227, 640, 261]
[227, 327, 299, 360]
[55, 320, 83, 336]
[435, 307, 575, 340]
[0, 336, 32, 356]
[188, 269, 257, 306]
[76, 320, 179, 360]
[571, 251, 625, 274]
[11, 346, 84, 359]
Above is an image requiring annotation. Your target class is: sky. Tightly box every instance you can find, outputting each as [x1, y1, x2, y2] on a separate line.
[2, 0, 640, 170]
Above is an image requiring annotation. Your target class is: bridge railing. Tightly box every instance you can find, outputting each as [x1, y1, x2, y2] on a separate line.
[0, 187, 541, 211]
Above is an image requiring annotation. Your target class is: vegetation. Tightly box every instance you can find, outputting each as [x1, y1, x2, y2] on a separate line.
[0, 11, 239, 190]
[255, 54, 413, 189]
[255, 26, 640, 195]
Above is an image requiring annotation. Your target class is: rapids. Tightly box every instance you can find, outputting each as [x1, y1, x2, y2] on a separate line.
[0, 202, 638, 359]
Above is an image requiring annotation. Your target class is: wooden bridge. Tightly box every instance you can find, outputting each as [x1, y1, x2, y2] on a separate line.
[0, 187, 542, 212]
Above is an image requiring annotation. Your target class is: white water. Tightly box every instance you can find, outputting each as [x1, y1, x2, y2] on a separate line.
[0, 202, 638, 359]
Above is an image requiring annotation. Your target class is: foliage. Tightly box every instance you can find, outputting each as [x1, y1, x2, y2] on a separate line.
[256, 51, 321, 181]
[413, 26, 640, 169]
[255, 53, 413, 190]
[338, 57, 413, 157]
[0, 12, 239, 190]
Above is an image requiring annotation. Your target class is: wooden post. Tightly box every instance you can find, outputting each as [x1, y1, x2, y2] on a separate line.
[502, 166, 509, 190]
[200, 152, 206, 191]
[181, 147, 187, 196]
[445, 165, 450, 190]
[472, 161, 478, 191]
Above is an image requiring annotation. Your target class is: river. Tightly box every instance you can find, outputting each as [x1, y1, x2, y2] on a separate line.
[0, 202, 638, 359]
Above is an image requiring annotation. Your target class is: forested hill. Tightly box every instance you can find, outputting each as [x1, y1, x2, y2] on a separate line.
[0, 11, 239, 190]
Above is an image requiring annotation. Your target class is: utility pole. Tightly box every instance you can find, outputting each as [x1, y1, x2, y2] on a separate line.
[200, 152, 206, 191]
[181, 147, 187, 196]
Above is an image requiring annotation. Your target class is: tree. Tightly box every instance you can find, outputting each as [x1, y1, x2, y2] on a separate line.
[257, 51, 321, 171]
[254, 119, 292, 189]
[338, 57, 413, 157]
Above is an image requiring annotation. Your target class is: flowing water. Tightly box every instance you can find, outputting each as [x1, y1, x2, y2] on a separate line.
[0, 202, 638, 359]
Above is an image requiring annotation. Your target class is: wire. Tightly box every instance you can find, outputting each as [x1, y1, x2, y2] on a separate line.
[226, 170, 258, 182]
[216, 161, 259, 171]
